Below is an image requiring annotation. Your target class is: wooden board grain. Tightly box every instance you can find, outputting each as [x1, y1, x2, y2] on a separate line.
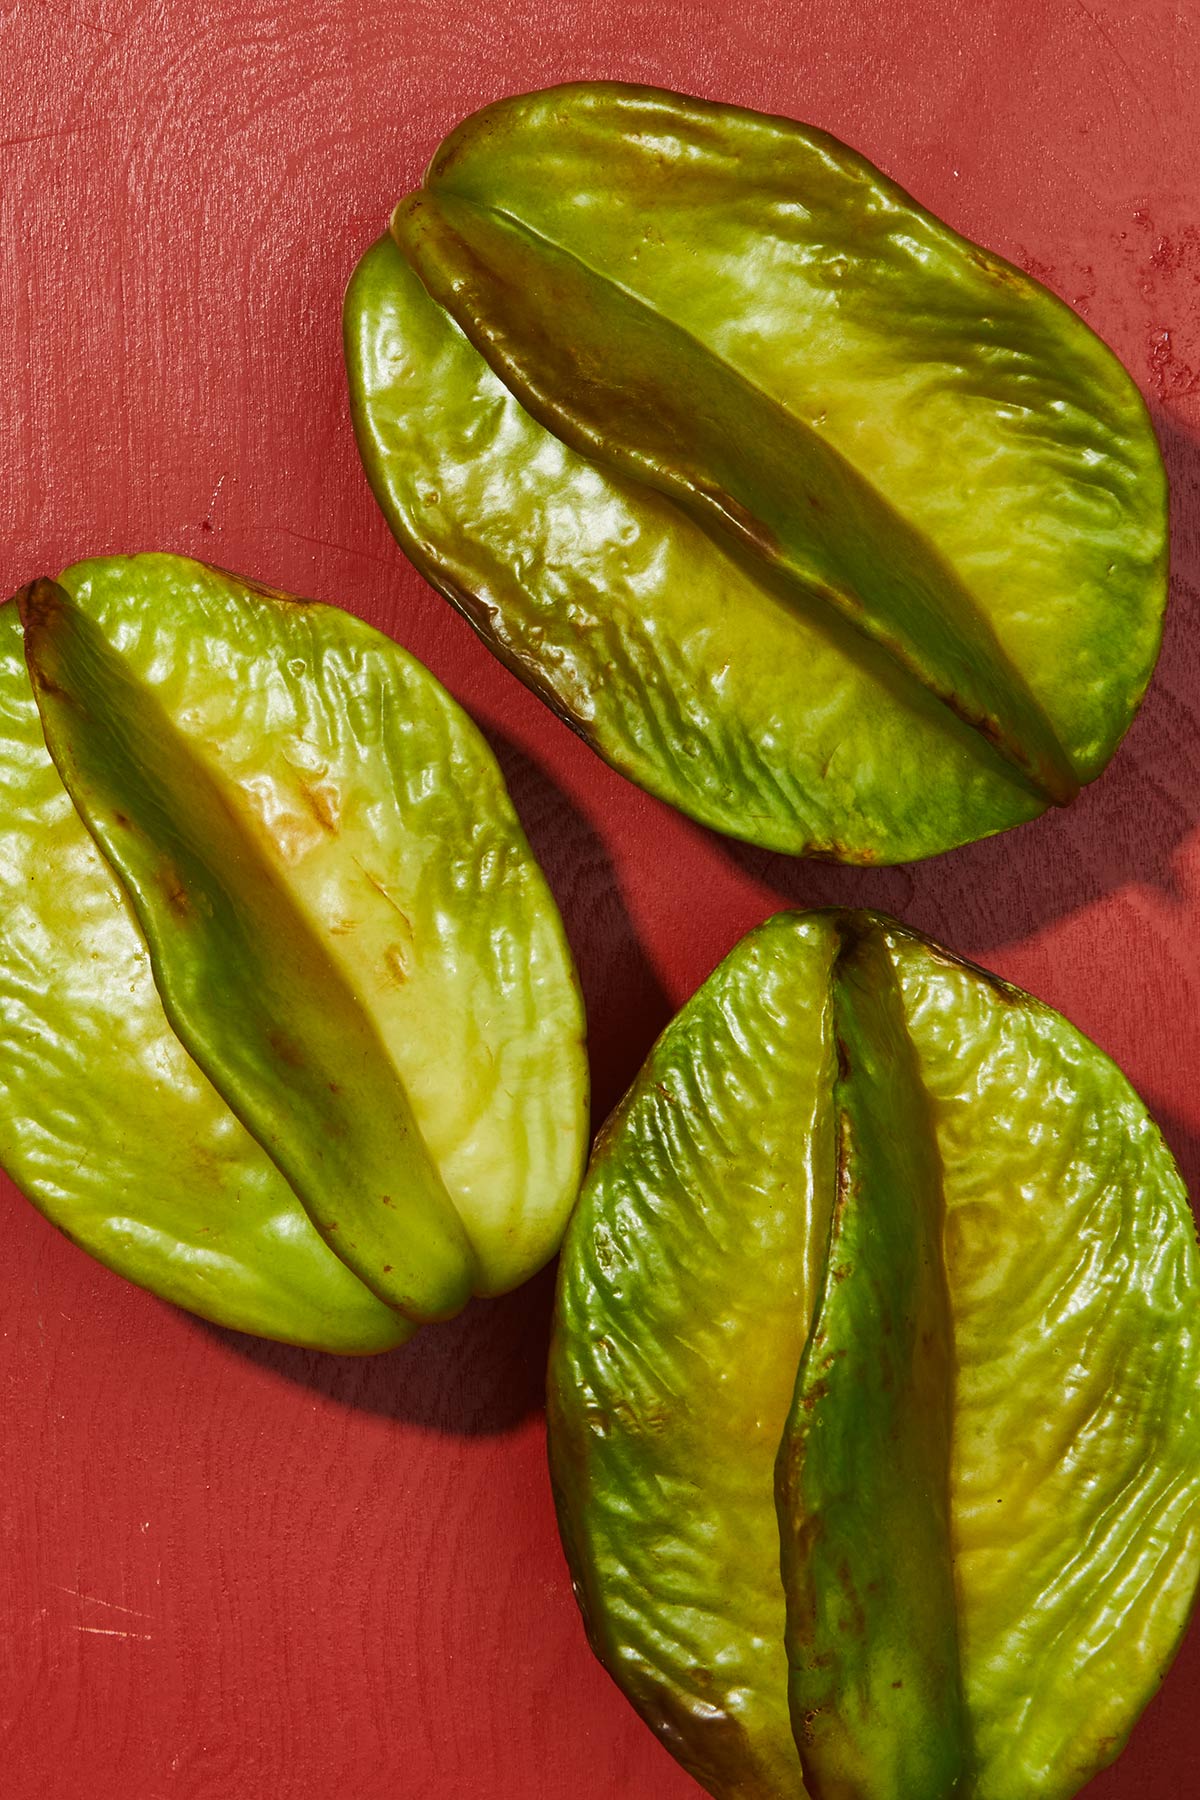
[2, 0, 1199, 1794]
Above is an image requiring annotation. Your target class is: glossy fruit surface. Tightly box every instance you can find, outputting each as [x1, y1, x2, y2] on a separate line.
[346, 82, 1167, 864]
[548, 910, 1200, 1799]
[0, 554, 587, 1349]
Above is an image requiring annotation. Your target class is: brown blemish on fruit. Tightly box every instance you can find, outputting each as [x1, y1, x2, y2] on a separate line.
[158, 866, 191, 917]
[908, 928, 1034, 1009]
[808, 840, 876, 864]
[643, 1680, 748, 1767]
[297, 777, 340, 835]
[968, 247, 1024, 288]
[267, 1028, 304, 1069]
[17, 578, 67, 639]
[382, 944, 409, 987]
[703, 484, 782, 560]
[354, 858, 412, 929]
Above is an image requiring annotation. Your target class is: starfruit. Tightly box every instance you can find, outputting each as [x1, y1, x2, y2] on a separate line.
[547, 910, 1200, 1799]
[0, 554, 587, 1351]
[345, 82, 1167, 865]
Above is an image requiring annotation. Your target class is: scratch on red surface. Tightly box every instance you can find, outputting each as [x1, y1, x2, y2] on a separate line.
[0, 125, 79, 149]
[31, 0, 114, 35]
[75, 1625, 153, 1640]
[1068, 0, 1152, 109]
[56, 1587, 150, 1619]
[200, 472, 227, 534]
[250, 523, 397, 570]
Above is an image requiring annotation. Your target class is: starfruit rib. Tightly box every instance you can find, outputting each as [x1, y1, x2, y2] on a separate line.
[392, 189, 1077, 808]
[778, 921, 966, 1800]
[548, 908, 1200, 1800]
[547, 913, 841, 1799]
[20, 580, 477, 1324]
[0, 594, 410, 1352]
[885, 925, 1200, 1799]
[345, 233, 1049, 865]
[58, 551, 588, 1302]
[423, 83, 1166, 785]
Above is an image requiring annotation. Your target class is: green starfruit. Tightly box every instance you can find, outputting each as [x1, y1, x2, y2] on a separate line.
[547, 910, 1200, 1799]
[346, 83, 1166, 864]
[0, 553, 587, 1350]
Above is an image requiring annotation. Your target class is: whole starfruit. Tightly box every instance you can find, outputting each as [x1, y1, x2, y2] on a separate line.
[0, 554, 587, 1351]
[547, 910, 1200, 1799]
[346, 83, 1167, 866]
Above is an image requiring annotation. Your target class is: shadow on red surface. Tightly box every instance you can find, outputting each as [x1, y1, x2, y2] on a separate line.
[190, 1258, 560, 1435]
[481, 723, 676, 1124]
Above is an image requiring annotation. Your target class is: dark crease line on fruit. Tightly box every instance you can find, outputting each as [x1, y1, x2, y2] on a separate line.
[403, 196, 1077, 811]
[424, 565, 602, 742]
[157, 869, 192, 918]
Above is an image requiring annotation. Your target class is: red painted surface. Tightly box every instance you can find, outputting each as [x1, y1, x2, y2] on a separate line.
[3, 1, 1200, 1794]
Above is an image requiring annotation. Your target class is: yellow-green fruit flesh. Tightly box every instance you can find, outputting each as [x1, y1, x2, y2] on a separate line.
[347, 83, 1166, 863]
[549, 911, 1200, 1800]
[0, 555, 588, 1346]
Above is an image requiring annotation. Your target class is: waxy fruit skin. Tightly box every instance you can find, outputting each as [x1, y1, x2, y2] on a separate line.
[547, 911, 1200, 1800]
[345, 83, 1167, 865]
[0, 555, 587, 1349]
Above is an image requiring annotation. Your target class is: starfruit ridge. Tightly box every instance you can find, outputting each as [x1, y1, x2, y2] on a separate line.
[393, 187, 1077, 810]
[548, 908, 1200, 1800]
[0, 554, 588, 1345]
[347, 83, 1167, 863]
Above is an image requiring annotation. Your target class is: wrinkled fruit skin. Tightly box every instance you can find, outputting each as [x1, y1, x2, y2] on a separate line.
[547, 910, 1200, 1800]
[0, 554, 587, 1351]
[346, 82, 1167, 865]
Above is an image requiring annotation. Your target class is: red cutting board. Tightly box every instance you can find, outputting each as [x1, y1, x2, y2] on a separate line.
[3, 2, 1199, 1795]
